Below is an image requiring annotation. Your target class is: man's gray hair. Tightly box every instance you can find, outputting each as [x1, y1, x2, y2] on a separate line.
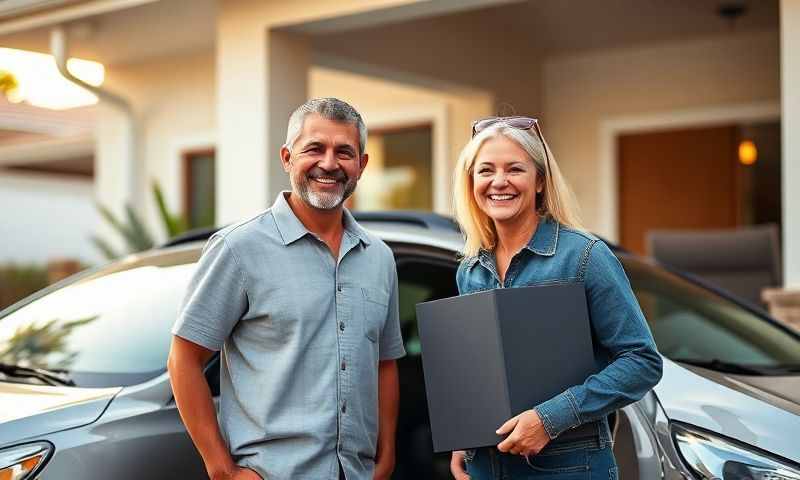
[285, 98, 367, 156]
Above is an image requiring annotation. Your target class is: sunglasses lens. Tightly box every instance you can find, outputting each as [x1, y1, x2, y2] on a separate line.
[505, 118, 536, 130]
[472, 117, 537, 136]
[473, 118, 497, 135]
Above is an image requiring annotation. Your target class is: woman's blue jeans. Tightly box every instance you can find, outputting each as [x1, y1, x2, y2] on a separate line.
[465, 439, 618, 480]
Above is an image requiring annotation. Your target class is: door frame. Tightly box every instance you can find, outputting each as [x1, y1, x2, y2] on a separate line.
[598, 101, 780, 243]
[367, 105, 449, 213]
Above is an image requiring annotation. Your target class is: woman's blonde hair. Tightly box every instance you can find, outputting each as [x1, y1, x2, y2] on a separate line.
[453, 122, 584, 257]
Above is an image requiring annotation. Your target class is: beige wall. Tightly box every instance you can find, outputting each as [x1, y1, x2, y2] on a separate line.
[0, 172, 101, 264]
[310, 5, 541, 118]
[542, 31, 780, 239]
[215, 0, 511, 222]
[215, 0, 429, 222]
[95, 48, 489, 238]
[98, 50, 216, 242]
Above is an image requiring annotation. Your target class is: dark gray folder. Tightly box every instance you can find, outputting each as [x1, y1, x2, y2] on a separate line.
[415, 283, 596, 452]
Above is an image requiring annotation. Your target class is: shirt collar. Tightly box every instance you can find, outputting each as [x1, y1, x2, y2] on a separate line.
[271, 191, 371, 247]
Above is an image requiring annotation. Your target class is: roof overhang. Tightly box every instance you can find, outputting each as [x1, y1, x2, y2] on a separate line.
[0, 0, 158, 36]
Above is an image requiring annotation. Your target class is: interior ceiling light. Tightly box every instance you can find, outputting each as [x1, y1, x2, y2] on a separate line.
[0, 47, 104, 110]
[738, 140, 757, 166]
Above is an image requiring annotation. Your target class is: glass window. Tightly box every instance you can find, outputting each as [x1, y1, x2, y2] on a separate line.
[0, 249, 201, 387]
[353, 126, 432, 211]
[394, 257, 457, 480]
[622, 256, 800, 368]
[185, 150, 216, 228]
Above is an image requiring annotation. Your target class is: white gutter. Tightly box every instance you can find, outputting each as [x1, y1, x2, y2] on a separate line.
[50, 25, 139, 207]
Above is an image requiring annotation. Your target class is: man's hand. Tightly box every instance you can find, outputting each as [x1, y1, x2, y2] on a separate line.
[496, 409, 551, 457]
[211, 466, 262, 480]
[374, 360, 399, 480]
[373, 445, 395, 480]
[450, 450, 470, 480]
[168, 336, 238, 480]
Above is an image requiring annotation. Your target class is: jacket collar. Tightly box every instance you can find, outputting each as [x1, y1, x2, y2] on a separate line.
[467, 215, 559, 269]
[524, 215, 559, 257]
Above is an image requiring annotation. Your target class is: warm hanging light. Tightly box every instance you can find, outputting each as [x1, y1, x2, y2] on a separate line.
[0, 47, 104, 110]
[738, 140, 757, 166]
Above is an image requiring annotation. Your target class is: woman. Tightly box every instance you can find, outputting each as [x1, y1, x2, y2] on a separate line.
[449, 116, 663, 480]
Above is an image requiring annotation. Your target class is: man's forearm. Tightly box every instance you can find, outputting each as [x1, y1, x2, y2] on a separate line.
[168, 343, 235, 478]
[376, 360, 400, 459]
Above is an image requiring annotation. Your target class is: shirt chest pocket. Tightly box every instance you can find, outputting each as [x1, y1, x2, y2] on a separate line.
[361, 286, 389, 343]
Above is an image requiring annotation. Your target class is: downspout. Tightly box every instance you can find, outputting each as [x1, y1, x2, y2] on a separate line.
[50, 25, 140, 209]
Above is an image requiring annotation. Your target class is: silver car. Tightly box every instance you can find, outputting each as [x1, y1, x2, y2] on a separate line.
[1, 213, 799, 479]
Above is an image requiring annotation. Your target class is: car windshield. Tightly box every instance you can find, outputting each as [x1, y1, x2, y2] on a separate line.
[0, 248, 200, 387]
[622, 256, 800, 371]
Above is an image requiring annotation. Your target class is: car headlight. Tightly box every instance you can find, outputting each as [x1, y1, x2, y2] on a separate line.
[673, 423, 800, 480]
[0, 442, 52, 480]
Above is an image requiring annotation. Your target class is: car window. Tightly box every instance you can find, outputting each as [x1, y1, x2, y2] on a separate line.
[622, 256, 800, 368]
[0, 248, 201, 387]
[396, 259, 459, 356]
[394, 256, 458, 480]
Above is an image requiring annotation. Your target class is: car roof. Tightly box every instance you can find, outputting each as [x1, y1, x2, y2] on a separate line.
[161, 211, 466, 253]
[162, 211, 625, 256]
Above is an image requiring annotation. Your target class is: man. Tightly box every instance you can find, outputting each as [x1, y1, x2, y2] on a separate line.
[168, 98, 405, 480]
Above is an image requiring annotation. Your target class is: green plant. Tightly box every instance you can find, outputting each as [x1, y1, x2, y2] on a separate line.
[91, 181, 190, 260]
[0, 264, 49, 310]
[0, 69, 18, 98]
[0, 316, 98, 370]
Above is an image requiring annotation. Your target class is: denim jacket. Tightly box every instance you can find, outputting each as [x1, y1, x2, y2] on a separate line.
[456, 216, 663, 447]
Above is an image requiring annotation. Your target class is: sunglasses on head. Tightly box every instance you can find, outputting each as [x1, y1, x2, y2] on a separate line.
[471, 116, 540, 137]
[471, 116, 552, 170]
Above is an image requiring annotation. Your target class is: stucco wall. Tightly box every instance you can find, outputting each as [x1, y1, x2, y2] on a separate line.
[781, 0, 800, 287]
[0, 172, 102, 265]
[98, 50, 217, 242]
[96, 47, 490, 234]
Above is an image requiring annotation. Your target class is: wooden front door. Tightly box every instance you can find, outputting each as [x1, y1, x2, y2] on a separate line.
[618, 125, 740, 255]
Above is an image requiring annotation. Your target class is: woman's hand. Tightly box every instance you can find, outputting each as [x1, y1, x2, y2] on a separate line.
[450, 450, 471, 480]
[496, 409, 551, 456]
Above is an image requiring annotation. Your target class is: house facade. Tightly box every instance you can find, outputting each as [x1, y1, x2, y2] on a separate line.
[0, 0, 797, 295]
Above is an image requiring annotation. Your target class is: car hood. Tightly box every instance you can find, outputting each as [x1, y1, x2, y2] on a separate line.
[655, 358, 800, 463]
[0, 381, 120, 447]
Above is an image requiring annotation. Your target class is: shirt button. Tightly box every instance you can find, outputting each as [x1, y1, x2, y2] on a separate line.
[341, 402, 347, 414]
[337, 284, 342, 292]
[341, 361, 346, 371]
[339, 322, 345, 332]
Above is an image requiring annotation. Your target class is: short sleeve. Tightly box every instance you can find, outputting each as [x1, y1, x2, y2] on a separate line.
[379, 259, 406, 361]
[171, 234, 249, 351]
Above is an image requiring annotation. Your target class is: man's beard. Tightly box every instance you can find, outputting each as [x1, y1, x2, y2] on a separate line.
[291, 165, 357, 210]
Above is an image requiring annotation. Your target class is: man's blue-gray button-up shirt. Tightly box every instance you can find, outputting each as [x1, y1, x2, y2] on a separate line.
[172, 192, 406, 480]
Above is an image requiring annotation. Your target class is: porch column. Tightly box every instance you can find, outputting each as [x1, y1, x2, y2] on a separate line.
[763, 0, 800, 330]
[216, 11, 309, 224]
[781, 0, 800, 288]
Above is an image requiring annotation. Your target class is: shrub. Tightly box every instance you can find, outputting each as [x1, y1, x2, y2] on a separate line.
[0, 264, 49, 311]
